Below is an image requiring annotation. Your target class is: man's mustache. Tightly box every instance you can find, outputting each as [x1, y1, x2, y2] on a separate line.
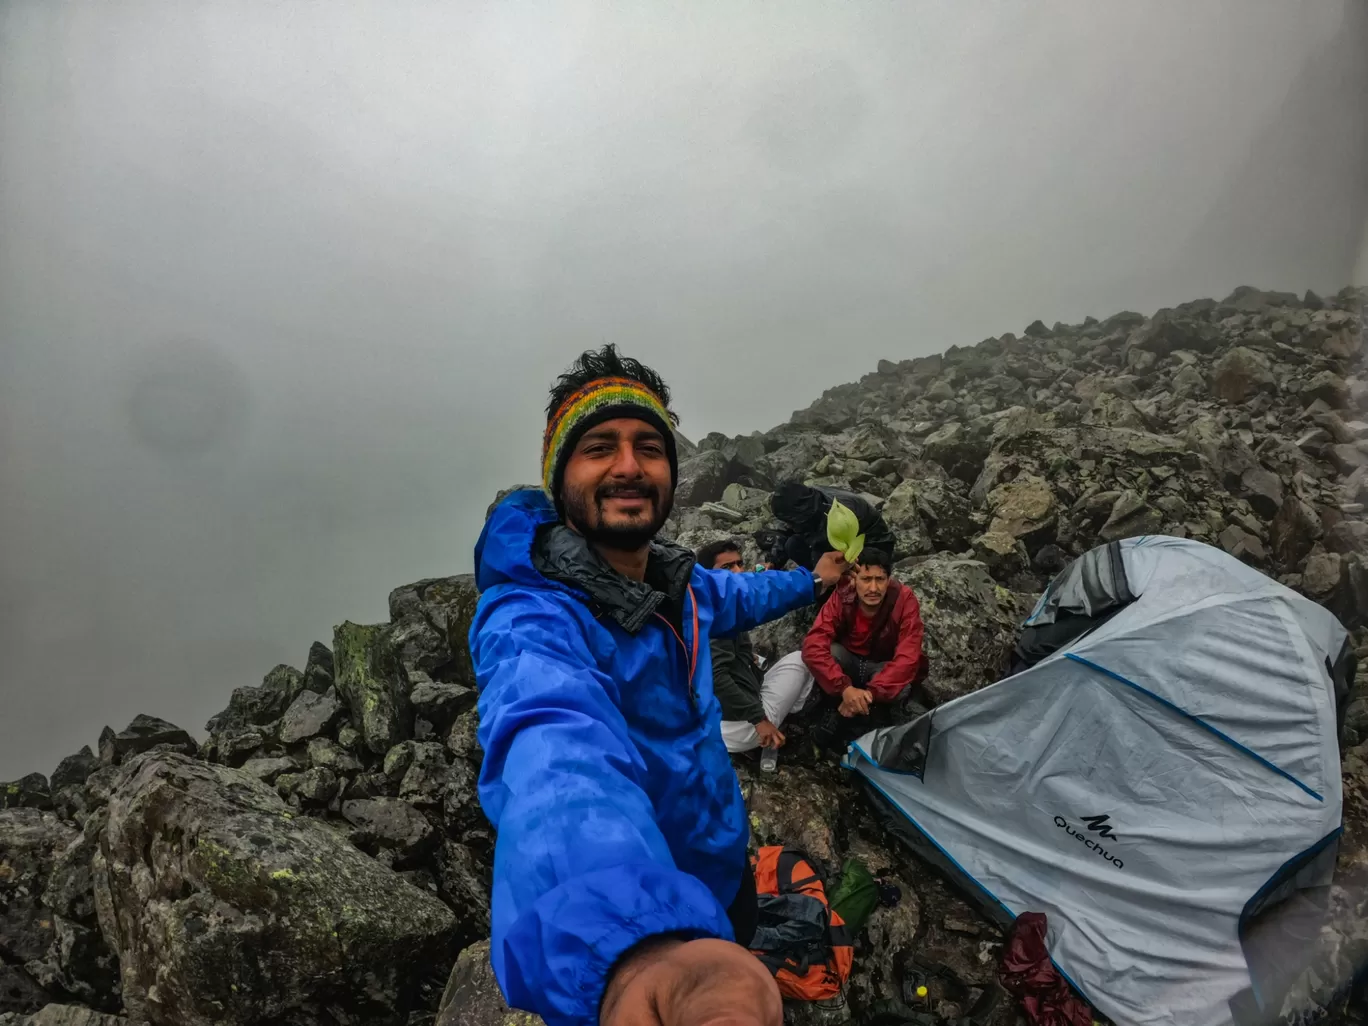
[596, 483, 658, 502]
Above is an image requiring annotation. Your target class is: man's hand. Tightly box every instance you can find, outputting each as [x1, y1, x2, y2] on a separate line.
[812, 550, 849, 592]
[839, 686, 873, 718]
[754, 719, 785, 749]
[601, 937, 782, 1026]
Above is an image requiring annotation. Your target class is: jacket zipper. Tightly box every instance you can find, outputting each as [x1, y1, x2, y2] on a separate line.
[654, 585, 700, 711]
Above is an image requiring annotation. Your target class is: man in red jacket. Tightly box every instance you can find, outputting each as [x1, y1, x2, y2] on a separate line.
[801, 548, 925, 750]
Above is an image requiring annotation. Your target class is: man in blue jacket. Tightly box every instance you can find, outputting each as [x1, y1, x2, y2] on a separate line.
[470, 345, 846, 1026]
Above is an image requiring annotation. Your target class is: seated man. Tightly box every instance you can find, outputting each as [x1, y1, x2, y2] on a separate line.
[697, 539, 815, 755]
[801, 548, 925, 749]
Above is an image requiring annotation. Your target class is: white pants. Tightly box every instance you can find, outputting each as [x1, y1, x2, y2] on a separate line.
[719, 651, 815, 753]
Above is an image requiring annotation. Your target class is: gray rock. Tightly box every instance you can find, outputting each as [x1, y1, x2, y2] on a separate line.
[433, 842, 490, 947]
[334, 621, 413, 755]
[1098, 490, 1163, 542]
[0, 810, 76, 967]
[1240, 467, 1284, 518]
[48, 750, 99, 794]
[94, 753, 457, 1026]
[343, 770, 393, 801]
[1211, 347, 1275, 403]
[276, 766, 339, 806]
[399, 744, 453, 807]
[1301, 371, 1351, 409]
[444, 711, 483, 766]
[306, 738, 363, 774]
[301, 641, 335, 694]
[341, 798, 435, 863]
[409, 683, 477, 734]
[895, 557, 1022, 705]
[97, 716, 196, 767]
[435, 939, 543, 1026]
[1269, 498, 1323, 567]
[382, 575, 481, 689]
[0, 964, 50, 1016]
[1219, 524, 1268, 564]
[205, 666, 303, 734]
[238, 755, 302, 784]
[1, 775, 52, 812]
[1324, 520, 1368, 556]
[277, 687, 343, 745]
[1301, 551, 1343, 597]
[674, 450, 731, 506]
[10, 1005, 137, 1025]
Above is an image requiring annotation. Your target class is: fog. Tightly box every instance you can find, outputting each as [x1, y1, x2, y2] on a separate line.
[1, 1, 1365, 777]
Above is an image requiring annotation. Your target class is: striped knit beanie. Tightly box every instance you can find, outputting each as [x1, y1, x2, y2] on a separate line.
[542, 376, 679, 505]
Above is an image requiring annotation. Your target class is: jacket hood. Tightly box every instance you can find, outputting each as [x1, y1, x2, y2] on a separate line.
[474, 488, 560, 593]
[473, 487, 697, 634]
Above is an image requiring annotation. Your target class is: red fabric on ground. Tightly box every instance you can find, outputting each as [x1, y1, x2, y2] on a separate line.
[999, 912, 1095, 1026]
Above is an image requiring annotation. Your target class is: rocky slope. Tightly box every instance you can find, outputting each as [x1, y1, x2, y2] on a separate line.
[1, 285, 1365, 1026]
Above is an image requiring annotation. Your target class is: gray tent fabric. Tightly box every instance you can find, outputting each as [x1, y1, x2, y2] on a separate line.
[847, 537, 1348, 1026]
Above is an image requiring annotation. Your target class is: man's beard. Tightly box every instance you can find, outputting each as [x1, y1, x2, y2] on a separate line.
[564, 480, 674, 550]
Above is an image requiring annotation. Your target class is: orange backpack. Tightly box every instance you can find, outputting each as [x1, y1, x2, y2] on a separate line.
[749, 846, 854, 1001]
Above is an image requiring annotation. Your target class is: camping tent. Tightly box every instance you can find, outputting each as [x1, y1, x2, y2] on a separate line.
[847, 536, 1356, 1026]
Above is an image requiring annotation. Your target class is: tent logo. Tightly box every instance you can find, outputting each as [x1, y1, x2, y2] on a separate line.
[1054, 814, 1125, 870]
[1080, 814, 1118, 839]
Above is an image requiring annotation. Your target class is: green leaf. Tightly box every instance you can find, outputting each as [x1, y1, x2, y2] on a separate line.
[826, 500, 867, 562]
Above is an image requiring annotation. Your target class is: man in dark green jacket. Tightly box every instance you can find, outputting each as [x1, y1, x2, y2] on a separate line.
[698, 539, 815, 753]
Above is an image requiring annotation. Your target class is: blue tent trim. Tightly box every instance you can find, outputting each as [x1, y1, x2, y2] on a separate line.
[853, 748, 1102, 1013]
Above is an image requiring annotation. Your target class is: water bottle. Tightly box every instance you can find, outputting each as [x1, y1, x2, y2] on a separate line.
[760, 747, 778, 773]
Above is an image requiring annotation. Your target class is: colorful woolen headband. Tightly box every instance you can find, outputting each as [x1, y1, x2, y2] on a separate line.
[542, 377, 674, 494]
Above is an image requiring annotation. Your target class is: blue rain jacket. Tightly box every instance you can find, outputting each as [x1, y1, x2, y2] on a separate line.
[470, 489, 818, 1025]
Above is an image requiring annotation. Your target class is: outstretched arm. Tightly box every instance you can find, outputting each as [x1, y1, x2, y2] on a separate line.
[698, 552, 846, 637]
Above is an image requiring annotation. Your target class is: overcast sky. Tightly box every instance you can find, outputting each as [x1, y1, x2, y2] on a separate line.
[1, 1, 1365, 778]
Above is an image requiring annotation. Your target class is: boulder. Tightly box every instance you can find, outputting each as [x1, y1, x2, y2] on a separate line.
[432, 841, 491, 946]
[48, 751, 99, 794]
[434, 939, 542, 1026]
[97, 717, 196, 767]
[985, 476, 1056, 544]
[1098, 490, 1163, 542]
[673, 450, 731, 506]
[409, 683, 477, 735]
[305, 738, 362, 775]
[341, 799, 435, 864]
[93, 753, 458, 1026]
[1239, 467, 1284, 519]
[1211, 347, 1275, 403]
[238, 755, 302, 784]
[1269, 498, 1323, 567]
[922, 423, 990, 485]
[5, 1005, 137, 1025]
[205, 667, 303, 734]
[0, 809, 76, 971]
[1301, 551, 1344, 598]
[1, 775, 52, 812]
[277, 687, 344, 745]
[301, 641, 336, 694]
[0, 966, 51, 1017]
[334, 622, 413, 755]
[386, 576, 481, 687]
[741, 764, 841, 865]
[895, 557, 1022, 705]
[37, 817, 120, 1009]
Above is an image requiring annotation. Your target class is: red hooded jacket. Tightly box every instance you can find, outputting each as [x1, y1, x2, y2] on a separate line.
[801, 576, 924, 701]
